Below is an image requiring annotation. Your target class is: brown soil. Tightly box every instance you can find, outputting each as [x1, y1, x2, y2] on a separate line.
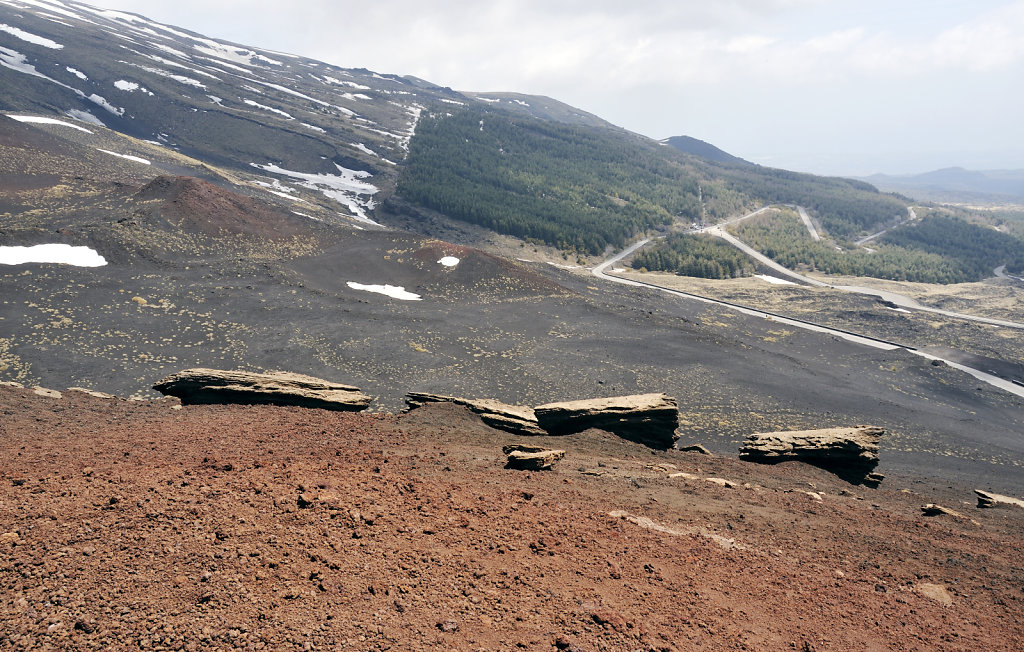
[1, 385, 1022, 651]
[133, 176, 311, 240]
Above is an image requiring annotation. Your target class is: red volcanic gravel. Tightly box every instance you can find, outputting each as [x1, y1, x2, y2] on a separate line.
[1, 385, 1022, 650]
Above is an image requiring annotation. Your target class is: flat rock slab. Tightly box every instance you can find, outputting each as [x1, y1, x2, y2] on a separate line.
[503, 444, 565, 471]
[534, 393, 680, 449]
[153, 368, 371, 411]
[405, 392, 543, 435]
[975, 490, 1024, 510]
[739, 426, 884, 487]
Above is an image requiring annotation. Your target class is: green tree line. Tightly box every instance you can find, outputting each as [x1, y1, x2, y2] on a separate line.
[631, 233, 756, 279]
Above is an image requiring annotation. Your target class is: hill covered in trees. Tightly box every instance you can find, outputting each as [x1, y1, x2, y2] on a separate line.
[631, 233, 756, 279]
[396, 105, 910, 255]
[721, 210, 1024, 284]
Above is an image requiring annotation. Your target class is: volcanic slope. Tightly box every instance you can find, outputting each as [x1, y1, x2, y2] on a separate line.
[1, 116, 1022, 494]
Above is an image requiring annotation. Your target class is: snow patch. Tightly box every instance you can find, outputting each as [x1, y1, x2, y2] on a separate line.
[300, 123, 325, 133]
[347, 282, 421, 301]
[65, 109, 103, 126]
[252, 162, 379, 225]
[754, 274, 796, 286]
[87, 93, 123, 116]
[438, 256, 460, 268]
[0, 244, 106, 267]
[114, 79, 152, 95]
[351, 142, 377, 157]
[6, 114, 93, 133]
[65, 66, 87, 80]
[96, 149, 150, 165]
[0, 23, 64, 49]
[242, 99, 294, 119]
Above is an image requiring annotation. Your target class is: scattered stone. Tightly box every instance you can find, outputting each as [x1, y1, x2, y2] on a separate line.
[405, 392, 543, 435]
[739, 425, 884, 486]
[609, 510, 743, 550]
[705, 477, 735, 488]
[153, 368, 372, 411]
[974, 490, 1024, 510]
[0, 532, 22, 546]
[0, 381, 25, 388]
[436, 620, 459, 633]
[32, 386, 62, 399]
[668, 471, 700, 481]
[916, 583, 953, 606]
[67, 387, 117, 399]
[804, 491, 823, 502]
[504, 445, 565, 471]
[535, 393, 680, 448]
[679, 444, 712, 455]
[921, 504, 964, 518]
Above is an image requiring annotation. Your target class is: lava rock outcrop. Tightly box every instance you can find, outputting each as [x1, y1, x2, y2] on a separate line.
[153, 368, 371, 411]
[534, 393, 680, 448]
[739, 425, 884, 486]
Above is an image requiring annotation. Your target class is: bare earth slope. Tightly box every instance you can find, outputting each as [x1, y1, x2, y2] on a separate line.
[1, 386, 1022, 650]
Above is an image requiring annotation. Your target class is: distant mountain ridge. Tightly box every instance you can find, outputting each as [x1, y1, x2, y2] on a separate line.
[859, 167, 1024, 203]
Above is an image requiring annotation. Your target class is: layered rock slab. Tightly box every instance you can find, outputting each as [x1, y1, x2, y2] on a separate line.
[405, 392, 543, 435]
[534, 393, 680, 448]
[153, 369, 371, 411]
[503, 445, 565, 471]
[739, 425, 884, 487]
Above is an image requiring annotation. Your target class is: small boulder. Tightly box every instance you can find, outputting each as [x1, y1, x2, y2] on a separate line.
[921, 504, 964, 518]
[153, 368, 371, 411]
[534, 393, 680, 448]
[405, 392, 543, 435]
[739, 426, 884, 486]
[503, 444, 565, 471]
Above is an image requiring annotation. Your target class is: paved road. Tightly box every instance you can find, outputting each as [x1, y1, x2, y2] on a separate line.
[855, 206, 917, 246]
[796, 206, 821, 241]
[699, 206, 1024, 330]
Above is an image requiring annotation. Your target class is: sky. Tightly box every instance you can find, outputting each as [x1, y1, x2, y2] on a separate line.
[85, 0, 1023, 176]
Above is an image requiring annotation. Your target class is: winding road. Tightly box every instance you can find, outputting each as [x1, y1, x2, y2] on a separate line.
[590, 210, 1024, 399]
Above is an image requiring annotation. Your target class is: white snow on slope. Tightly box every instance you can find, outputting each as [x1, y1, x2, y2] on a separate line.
[87, 93, 123, 116]
[114, 79, 152, 95]
[0, 23, 63, 48]
[300, 123, 325, 133]
[243, 99, 293, 119]
[0, 244, 106, 267]
[65, 66, 86, 79]
[96, 148, 150, 165]
[5, 0, 96, 24]
[192, 39, 283, 67]
[754, 274, 796, 286]
[0, 44, 60, 81]
[346, 282, 421, 301]
[438, 256, 460, 267]
[127, 63, 206, 89]
[66, 109, 103, 125]
[252, 162, 380, 225]
[6, 114, 93, 133]
[351, 142, 376, 157]
[323, 76, 370, 90]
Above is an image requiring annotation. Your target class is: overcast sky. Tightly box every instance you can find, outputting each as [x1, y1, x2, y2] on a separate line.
[88, 0, 1023, 176]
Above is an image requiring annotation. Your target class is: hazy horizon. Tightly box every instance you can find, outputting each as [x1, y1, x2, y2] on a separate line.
[61, 0, 1024, 177]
